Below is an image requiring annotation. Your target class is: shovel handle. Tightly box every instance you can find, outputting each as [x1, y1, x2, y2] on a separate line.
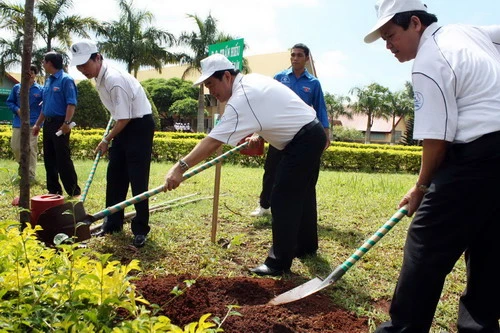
[322, 205, 409, 286]
[90, 141, 249, 222]
[80, 118, 114, 203]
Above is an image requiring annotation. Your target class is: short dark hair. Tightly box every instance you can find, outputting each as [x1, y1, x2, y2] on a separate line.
[30, 64, 38, 75]
[291, 43, 310, 57]
[90, 53, 102, 61]
[391, 11, 438, 30]
[211, 68, 240, 81]
[44, 51, 63, 70]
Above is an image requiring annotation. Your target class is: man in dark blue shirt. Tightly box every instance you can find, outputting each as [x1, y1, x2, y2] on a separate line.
[7, 64, 43, 183]
[33, 51, 81, 197]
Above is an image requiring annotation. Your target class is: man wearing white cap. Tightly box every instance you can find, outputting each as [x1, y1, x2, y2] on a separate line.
[70, 41, 155, 248]
[164, 53, 326, 276]
[365, 0, 500, 332]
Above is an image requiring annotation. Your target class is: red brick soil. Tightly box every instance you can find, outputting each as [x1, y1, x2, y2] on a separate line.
[133, 274, 368, 333]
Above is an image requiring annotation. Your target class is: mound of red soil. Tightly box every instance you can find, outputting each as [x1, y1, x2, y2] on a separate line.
[134, 274, 368, 333]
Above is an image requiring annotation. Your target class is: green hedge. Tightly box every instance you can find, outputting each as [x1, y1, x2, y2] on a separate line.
[0, 125, 421, 173]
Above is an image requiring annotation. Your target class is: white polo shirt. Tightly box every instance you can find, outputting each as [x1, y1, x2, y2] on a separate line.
[95, 62, 152, 120]
[208, 73, 316, 150]
[412, 23, 500, 143]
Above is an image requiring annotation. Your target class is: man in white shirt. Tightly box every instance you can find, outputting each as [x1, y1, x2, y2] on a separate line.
[365, 0, 500, 331]
[70, 41, 155, 248]
[164, 54, 326, 276]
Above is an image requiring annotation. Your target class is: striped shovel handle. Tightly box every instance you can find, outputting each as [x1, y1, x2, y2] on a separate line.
[90, 141, 249, 221]
[182, 141, 249, 180]
[80, 118, 114, 203]
[320, 205, 409, 286]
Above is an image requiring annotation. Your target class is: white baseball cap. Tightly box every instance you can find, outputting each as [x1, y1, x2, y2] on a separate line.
[70, 41, 98, 66]
[193, 54, 235, 86]
[364, 0, 427, 43]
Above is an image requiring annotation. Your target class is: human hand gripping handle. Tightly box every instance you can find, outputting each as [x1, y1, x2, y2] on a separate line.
[56, 122, 76, 136]
[399, 184, 427, 216]
[245, 133, 263, 149]
[164, 142, 250, 191]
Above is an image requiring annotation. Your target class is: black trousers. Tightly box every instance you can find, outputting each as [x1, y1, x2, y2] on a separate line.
[376, 131, 500, 333]
[42, 116, 81, 196]
[103, 115, 154, 236]
[264, 119, 326, 270]
[259, 145, 283, 209]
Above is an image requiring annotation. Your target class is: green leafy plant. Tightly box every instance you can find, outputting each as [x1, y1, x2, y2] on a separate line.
[0, 220, 224, 332]
[169, 279, 196, 298]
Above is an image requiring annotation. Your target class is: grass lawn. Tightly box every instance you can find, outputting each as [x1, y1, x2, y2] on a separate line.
[0, 158, 466, 333]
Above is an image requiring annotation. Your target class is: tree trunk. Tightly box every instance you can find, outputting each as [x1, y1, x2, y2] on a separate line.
[365, 112, 372, 144]
[19, 0, 36, 226]
[390, 114, 396, 145]
[196, 84, 205, 133]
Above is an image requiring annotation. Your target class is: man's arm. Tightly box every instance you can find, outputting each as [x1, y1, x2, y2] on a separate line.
[400, 139, 448, 216]
[312, 81, 331, 149]
[95, 118, 131, 154]
[6, 85, 20, 115]
[165, 136, 223, 191]
[59, 104, 76, 135]
[32, 113, 45, 136]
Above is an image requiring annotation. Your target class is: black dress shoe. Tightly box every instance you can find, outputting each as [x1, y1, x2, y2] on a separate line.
[133, 235, 147, 248]
[250, 264, 285, 276]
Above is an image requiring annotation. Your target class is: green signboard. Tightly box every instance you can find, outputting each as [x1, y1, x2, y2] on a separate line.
[208, 38, 244, 71]
[0, 88, 11, 95]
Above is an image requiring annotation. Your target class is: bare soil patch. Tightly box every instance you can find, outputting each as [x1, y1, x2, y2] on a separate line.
[134, 274, 369, 333]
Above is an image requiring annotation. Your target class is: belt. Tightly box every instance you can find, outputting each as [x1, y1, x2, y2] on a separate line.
[44, 115, 65, 122]
[294, 118, 320, 139]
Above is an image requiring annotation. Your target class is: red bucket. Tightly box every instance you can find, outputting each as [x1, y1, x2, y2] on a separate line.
[31, 194, 65, 227]
[239, 135, 265, 156]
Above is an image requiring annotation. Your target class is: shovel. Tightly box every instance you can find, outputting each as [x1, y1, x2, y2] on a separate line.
[36, 141, 249, 245]
[79, 118, 114, 203]
[268, 205, 408, 305]
[82, 141, 249, 224]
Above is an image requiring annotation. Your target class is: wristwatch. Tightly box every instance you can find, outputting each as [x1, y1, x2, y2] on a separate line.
[416, 183, 429, 193]
[64, 121, 71, 125]
[178, 159, 189, 171]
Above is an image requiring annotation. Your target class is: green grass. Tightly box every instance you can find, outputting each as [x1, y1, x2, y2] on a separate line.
[0, 159, 466, 333]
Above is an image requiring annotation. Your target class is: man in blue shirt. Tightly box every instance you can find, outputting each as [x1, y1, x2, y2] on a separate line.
[250, 43, 330, 259]
[7, 64, 43, 183]
[33, 51, 81, 197]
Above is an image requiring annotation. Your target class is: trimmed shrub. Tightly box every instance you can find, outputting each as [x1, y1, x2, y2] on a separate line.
[0, 125, 421, 174]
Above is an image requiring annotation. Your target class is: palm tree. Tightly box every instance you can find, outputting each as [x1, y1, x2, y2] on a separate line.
[324, 92, 352, 128]
[0, 0, 102, 75]
[400, 81, 420, 146]
[388, 89, 413, 144]
[36, 0, 102, 52]
[97, 0, 179, 78]
[349, 83, 391, 144]
[178, 13, 248, 133]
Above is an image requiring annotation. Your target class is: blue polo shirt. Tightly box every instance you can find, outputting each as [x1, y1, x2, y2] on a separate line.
[6, 82, 43, 128]
[274, 68, 329, 128]
[42, 69, 78, 117]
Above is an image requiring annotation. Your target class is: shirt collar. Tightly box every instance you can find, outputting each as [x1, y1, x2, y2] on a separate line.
[96, 61, 108, 87]
[285, 67, 310, 79]
[418, 22, 441, 52]
[51, 69, 63, 79]
[232, 73, 244, 92]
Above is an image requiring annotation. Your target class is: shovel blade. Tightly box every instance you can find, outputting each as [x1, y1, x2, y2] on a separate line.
[268, 277, 327, 305]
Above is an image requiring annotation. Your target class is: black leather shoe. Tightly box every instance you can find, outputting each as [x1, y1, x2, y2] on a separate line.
[133, 235, 147, 248]
[250, 264, 286, 276]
